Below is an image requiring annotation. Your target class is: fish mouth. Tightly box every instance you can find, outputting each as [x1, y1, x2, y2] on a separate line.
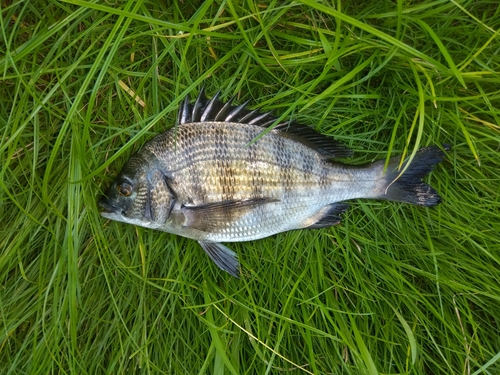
[98, 197, 123, 217]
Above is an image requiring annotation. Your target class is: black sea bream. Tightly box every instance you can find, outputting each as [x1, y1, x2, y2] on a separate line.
[99, 88, 448, 277]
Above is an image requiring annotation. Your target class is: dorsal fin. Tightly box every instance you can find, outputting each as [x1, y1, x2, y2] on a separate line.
[177, 89, 353, 159]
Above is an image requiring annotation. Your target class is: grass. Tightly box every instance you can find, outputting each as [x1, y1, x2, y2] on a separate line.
[1, 0, 500, 374]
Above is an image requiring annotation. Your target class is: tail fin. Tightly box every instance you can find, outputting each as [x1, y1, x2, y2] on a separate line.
[379, 145, 449, 206]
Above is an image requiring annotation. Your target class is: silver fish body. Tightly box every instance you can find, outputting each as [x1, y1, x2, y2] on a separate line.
[99, 89, 448, 277]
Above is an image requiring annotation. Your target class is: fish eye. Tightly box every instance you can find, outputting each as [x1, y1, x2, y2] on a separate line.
[117, 182, 133, 197]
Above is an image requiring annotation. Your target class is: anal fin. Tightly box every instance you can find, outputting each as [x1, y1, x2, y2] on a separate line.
[302, 203, 350, 229]
[198, 241, 240, 278]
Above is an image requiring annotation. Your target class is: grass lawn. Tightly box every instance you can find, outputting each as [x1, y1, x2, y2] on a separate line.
[1, 0, 500, 374]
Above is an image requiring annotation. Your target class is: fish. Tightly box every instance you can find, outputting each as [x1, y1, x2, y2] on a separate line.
[99, 88, 449, 277]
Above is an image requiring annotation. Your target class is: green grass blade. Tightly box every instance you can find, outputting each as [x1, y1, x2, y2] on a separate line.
[297, 0, 447, 70]
[412, 18, 466, 88]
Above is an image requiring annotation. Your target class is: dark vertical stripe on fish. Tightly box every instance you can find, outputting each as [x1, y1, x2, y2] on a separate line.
[273, 135, 293, 195]
[214, 126, 233, 202]
[187, 128, 207, 203]
[319, 164, 329, 188]
[245, 129, 263, 199]
[300, 149, 315, 184]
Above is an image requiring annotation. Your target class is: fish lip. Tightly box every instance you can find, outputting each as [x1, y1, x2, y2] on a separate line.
[98, 197, 121, 214]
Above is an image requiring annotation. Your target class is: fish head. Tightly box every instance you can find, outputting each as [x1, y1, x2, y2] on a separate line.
[99, 154, 175, 228]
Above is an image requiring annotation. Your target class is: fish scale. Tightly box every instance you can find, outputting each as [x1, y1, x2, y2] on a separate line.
[99, 88, 449, 277]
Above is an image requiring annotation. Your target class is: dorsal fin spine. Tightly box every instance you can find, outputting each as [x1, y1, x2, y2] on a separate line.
[215, 95, 236, 121]
[225, 101, 251, 122]
[178, 95, 191, 124]
[248, 112, 272, 125]
[238, 109, 260, 123]
[192, 86, 206, 121]
[257, 118, 278, 127]
[201, 90, 221, 122]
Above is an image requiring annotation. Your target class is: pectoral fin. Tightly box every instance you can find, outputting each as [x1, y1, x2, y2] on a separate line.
[198, 241, 240, 277]
[182, 197, 278, 232]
